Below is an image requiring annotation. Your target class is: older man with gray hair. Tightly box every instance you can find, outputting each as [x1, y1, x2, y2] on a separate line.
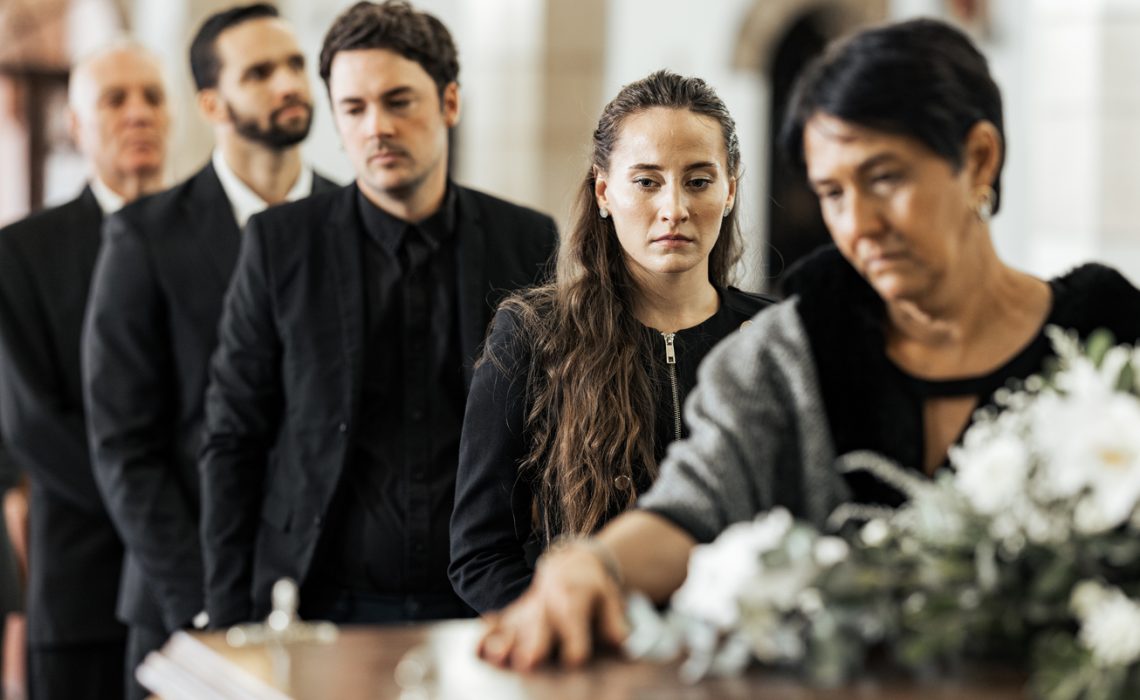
[0, 40, 170, 700]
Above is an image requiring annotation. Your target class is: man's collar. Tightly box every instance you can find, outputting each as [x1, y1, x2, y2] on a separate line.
[89, 176, 126, 215]
[211, 149, 314, 228]
[355, 182, 458, 257]
[416, 182, 458, 245]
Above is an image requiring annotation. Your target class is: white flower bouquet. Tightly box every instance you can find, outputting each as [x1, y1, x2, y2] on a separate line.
[626, 328, 1140, 699]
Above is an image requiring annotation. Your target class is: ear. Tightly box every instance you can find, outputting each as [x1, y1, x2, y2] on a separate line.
[963, 120, 1002, 189]
[442, 81, 460, 128]
[196, 88, 225, 126]
[593, 167, 609, 211]
[725, 175, 737, 213]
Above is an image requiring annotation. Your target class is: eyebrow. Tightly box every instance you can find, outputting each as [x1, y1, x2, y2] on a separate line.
[241, 60, 273, 78]
[808, 152, 901, 186]
[627, 161, 719, 172]
[381, 86, 414, 99]
[336, 85, 415, 107]
[240, 52, 304, 76]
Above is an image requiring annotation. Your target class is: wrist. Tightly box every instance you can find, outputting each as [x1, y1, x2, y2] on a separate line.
[548, 535, 624, 588]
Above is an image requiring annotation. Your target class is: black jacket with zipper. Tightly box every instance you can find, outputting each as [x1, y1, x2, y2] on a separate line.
[449, 286, 773, 613]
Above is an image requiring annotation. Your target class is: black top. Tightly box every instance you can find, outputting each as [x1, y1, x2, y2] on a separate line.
[449, 287, 774, 612]
[784, 246, 1140, 506]
[308, 187, 467, 599]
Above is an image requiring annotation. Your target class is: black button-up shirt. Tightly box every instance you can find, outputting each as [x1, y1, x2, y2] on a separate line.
[308, 186, 467, 605]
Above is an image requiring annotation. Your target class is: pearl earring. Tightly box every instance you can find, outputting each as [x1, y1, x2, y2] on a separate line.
[974, 185, 996, 222]
[599, 206, 610, 219]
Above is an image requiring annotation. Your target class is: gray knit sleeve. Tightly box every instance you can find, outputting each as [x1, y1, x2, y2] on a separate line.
[638, 299, 847, 542]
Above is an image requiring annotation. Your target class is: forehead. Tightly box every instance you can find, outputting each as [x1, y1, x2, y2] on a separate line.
[803, 113, 924, 178]
[328, 48, 437, 98]
[611, 107, 726, 167]
[84, 49, 164, 91]
[215, 17, 300, 71]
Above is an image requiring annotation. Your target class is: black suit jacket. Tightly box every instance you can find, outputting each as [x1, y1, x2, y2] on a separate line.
[83, 165, 338, 633]
[0, 188, 121, 645]
[200, 183, 557, 625]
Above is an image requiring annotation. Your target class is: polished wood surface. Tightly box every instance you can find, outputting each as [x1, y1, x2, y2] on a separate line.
[165, 620, 1028, 699]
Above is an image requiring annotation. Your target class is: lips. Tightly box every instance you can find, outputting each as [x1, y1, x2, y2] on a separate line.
[368, 150, 406, 164]
[122, 133, 161, 150]
[275, 105, 310, 120]
[652, 233, 693, 244]
[368, 143, 409, 165]
[272, 99, 312, 121]
[862, 251, 908, 274]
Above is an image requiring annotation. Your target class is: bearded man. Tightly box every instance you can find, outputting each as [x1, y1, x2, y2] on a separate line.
[80, 6, 337, 699]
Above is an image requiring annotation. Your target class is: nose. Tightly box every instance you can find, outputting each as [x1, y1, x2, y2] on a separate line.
[364, 104, 395, 138]
[122, 91, 157, 126]
[658, 182, 690, 225]
[273, 65, 308, 102]
[831, 189, 884, 246]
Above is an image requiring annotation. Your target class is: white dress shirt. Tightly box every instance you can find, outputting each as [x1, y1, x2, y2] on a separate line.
[89, 176, 126, 216]
[211, 149, 314, 228]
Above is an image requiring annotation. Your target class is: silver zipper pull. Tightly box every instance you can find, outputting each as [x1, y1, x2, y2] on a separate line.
[663, 332, 676, 364]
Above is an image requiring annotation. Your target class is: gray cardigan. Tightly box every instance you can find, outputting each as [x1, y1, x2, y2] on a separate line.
[640, 247, 1140, 543]
[638, 298, 850, 542]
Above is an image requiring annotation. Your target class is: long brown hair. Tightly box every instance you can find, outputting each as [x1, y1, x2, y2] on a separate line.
[490, 70, 743, 541]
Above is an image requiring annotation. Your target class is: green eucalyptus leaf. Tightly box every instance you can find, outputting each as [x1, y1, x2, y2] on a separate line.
[1085, 329, 1116, 367]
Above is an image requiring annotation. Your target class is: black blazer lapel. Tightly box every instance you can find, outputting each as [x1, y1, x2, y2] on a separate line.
[73, 187, 105, 289]
[454, 187, 489, 388]
[327, 185, 367, 422]
[185, 164, 241, 292]
[312, 172, 340, 194]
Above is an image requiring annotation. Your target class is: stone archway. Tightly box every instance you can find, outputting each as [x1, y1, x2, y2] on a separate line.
[731, 0, 886, 291]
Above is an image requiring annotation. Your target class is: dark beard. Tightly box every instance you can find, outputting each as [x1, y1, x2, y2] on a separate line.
[227, 100, 312, 150]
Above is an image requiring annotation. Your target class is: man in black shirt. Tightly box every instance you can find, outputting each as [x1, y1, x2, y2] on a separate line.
[199, 0, 557, 627]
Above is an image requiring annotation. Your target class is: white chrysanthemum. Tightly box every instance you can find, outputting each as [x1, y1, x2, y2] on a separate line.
[1029, 393, 1091, 500]
[1053, 355, 1118, 400]
[1074, 583, 1140, 667]
[951, 433, 1030, 516]
[1031, 387, 1140, 531]
[1038, 393, 1140, 532]
[672, 509, 793, 629]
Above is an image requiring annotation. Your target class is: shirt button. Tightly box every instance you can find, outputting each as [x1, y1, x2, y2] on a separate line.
[337, 422, 347, 433]
[313, 515, 323, 528]
[410, 409, 424, 421]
